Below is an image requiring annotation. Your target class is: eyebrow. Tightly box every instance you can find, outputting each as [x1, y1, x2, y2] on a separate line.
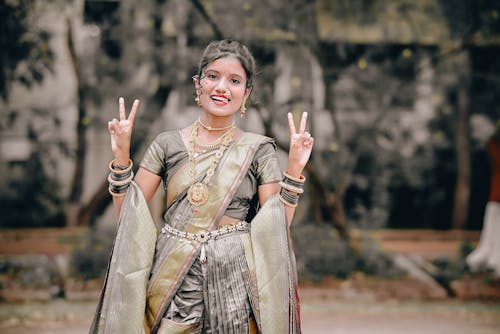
[204, 68, 244, 80]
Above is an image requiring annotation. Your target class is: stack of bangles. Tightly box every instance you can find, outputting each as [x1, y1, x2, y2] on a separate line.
[108, 159, 134, 197]
[278, 170, 305, 208]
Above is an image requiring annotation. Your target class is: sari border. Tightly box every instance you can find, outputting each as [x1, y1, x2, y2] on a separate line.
[149, 132, 268, 331]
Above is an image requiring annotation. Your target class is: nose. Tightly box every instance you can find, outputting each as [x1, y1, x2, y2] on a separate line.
[215, 79, 230, 95]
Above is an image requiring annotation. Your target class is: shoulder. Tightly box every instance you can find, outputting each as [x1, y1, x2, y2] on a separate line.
[239, 132, 276, 150]
[153, 129, 181, 144]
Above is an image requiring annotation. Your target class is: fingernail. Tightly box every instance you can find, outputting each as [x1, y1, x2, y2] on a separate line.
[303, 112, 308, 116]
[119, 97, 124, 103]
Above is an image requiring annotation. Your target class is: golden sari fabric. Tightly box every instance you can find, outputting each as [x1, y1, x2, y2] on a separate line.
[91, 133, 300, 333]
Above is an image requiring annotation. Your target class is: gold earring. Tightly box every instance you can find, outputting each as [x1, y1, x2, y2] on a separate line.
[240, 97, 247, 118]
[195, 90, 202, 107]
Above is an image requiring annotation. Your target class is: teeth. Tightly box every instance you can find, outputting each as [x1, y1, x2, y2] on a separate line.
[212, 96, 228, 103]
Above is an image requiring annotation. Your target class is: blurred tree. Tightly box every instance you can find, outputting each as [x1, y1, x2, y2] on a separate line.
[0, 0, 53, 100]
[438, 0, 500, 229]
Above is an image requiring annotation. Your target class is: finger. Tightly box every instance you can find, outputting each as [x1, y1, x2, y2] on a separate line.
[119, 97, 126, 121]
[299, 112, 308, 134]
[108, 119, 118, 134]
[128, 99, 140, 124]
[287, 112, 296, 136]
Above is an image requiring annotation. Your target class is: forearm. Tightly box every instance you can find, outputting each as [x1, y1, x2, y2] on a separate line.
[281, 164, 305, 226]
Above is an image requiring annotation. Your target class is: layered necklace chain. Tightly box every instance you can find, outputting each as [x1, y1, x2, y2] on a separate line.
[187, 120, 235, 206]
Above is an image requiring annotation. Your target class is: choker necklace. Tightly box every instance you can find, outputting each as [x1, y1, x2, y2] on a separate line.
[195, 125, 235, 149]
[198, 118, 235, 131]
[187, 121, 234, 206]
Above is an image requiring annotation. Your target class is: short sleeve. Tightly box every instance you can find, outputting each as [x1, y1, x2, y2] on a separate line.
[140, 134, 167, 176]
[252, 140, 282, 185]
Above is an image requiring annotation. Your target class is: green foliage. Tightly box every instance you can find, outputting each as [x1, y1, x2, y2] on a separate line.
[292, 224, 404, 282]
[0, 255, 58, 289]
[0, 149, 64, 228]
[431, 240, 496, 286]
[0, 0, 53, 100]
[70, 225, 115, 282]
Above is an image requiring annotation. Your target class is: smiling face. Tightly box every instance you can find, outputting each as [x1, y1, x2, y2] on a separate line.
[195, 56, 252, 119]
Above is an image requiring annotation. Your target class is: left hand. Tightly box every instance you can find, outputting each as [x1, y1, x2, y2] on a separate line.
[287, 112, 314, 176]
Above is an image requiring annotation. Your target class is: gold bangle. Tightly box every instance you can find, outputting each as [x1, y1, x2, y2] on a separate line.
[279, 181, 304, 194]
[108, 172, 134, 186]
[278, 193, 298, 208]
[283, 170, 306, 183]
[109, 159, 133, 175]
[108, 187, 127, 197]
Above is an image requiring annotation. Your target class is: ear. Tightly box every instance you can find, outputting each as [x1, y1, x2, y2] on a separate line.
[192, 75, 201, 89]
[245, 86, 252, 99]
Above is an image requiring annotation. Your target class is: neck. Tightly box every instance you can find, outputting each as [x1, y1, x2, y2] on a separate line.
[198, 116, 235, 132]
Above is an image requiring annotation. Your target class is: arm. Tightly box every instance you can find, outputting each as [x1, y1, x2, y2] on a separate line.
[112, 167, 162, 216]
[258, 112, 314, 226]
[108, 97, 162, 217]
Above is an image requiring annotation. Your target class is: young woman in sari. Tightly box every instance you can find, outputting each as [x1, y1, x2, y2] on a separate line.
[92, 40, 314, 334]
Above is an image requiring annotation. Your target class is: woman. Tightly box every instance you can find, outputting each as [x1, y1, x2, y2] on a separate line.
[91, 40, 314, 334]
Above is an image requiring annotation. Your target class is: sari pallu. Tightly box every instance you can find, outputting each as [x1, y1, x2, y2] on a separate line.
[90, 132, 301, 334]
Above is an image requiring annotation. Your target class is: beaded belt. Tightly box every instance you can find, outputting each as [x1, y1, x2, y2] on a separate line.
[160, 221, 249, 263]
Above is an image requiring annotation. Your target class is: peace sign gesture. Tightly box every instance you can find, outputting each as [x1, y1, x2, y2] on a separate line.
[286, 112, 314, 176]
[108, 97, 140, 164]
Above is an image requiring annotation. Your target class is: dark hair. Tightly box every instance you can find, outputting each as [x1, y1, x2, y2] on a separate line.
[197, 40, 256, 88]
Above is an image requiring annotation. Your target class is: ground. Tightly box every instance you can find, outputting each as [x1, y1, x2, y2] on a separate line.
[1, 228, 499, 333]
[1, 293, 499, 333]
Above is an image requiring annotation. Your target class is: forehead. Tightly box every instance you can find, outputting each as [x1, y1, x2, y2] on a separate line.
[204, 56, 246, 78]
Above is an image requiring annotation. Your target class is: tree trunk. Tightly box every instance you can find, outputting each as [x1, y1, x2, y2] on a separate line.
[66, 19, 87, 227]
[452, 52, 471, 229]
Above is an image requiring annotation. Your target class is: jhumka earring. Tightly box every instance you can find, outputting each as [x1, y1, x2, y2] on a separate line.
[195, 90, 202, 107]
[240, 97, 247, 118]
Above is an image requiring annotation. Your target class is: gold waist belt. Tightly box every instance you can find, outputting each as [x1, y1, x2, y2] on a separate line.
[160, 220, 249, 263]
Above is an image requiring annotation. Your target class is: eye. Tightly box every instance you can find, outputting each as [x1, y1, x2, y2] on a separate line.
[230, 78, 241, 85]
[206, 73, 218, 80]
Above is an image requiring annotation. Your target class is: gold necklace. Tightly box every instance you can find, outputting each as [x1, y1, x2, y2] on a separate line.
[194, 125, 235, 149]
[187, 121, 234, 206]
[198, 118, 235, 131]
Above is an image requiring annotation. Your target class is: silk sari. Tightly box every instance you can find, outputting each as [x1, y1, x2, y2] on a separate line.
[90, 133, 300, 334]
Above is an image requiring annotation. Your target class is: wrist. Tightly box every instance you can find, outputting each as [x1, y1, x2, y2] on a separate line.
[285, 166, 303, 178]
[114, 155, 131, 166]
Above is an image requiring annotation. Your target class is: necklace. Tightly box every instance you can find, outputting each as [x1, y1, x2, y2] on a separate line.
[187, 121, 234, 206]
[198, 118, 235, 131]
[194, 125, 235, 149]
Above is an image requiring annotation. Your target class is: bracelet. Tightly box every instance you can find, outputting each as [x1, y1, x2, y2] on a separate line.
[110, 170, 132, 181]
[283, 170, 306, 184]
[279, 181, 304, 194]
[280, 187, 299, 205]
[108, 186, 127, 197]
[108, 171, 134, 187]
[109, 159, 133, 175]
[278, 193, 298, 208]
[109, 183, 130, 192]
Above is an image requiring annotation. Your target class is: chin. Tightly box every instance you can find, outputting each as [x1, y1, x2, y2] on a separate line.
[205, 106, 237, 117]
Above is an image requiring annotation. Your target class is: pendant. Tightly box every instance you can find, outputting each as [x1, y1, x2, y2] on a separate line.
[187, 182, 209, 206]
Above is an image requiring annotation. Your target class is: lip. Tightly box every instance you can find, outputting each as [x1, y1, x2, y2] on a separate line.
[210, 94, 230, 105]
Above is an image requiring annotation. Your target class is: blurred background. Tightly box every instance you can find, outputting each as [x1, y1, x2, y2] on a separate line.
[1, 0, 500, 333]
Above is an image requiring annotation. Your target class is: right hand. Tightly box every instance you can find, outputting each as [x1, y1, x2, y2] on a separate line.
[108, 97, 139, 165]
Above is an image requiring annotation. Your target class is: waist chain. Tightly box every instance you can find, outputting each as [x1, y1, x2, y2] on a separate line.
[160, 220, 249, 263]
